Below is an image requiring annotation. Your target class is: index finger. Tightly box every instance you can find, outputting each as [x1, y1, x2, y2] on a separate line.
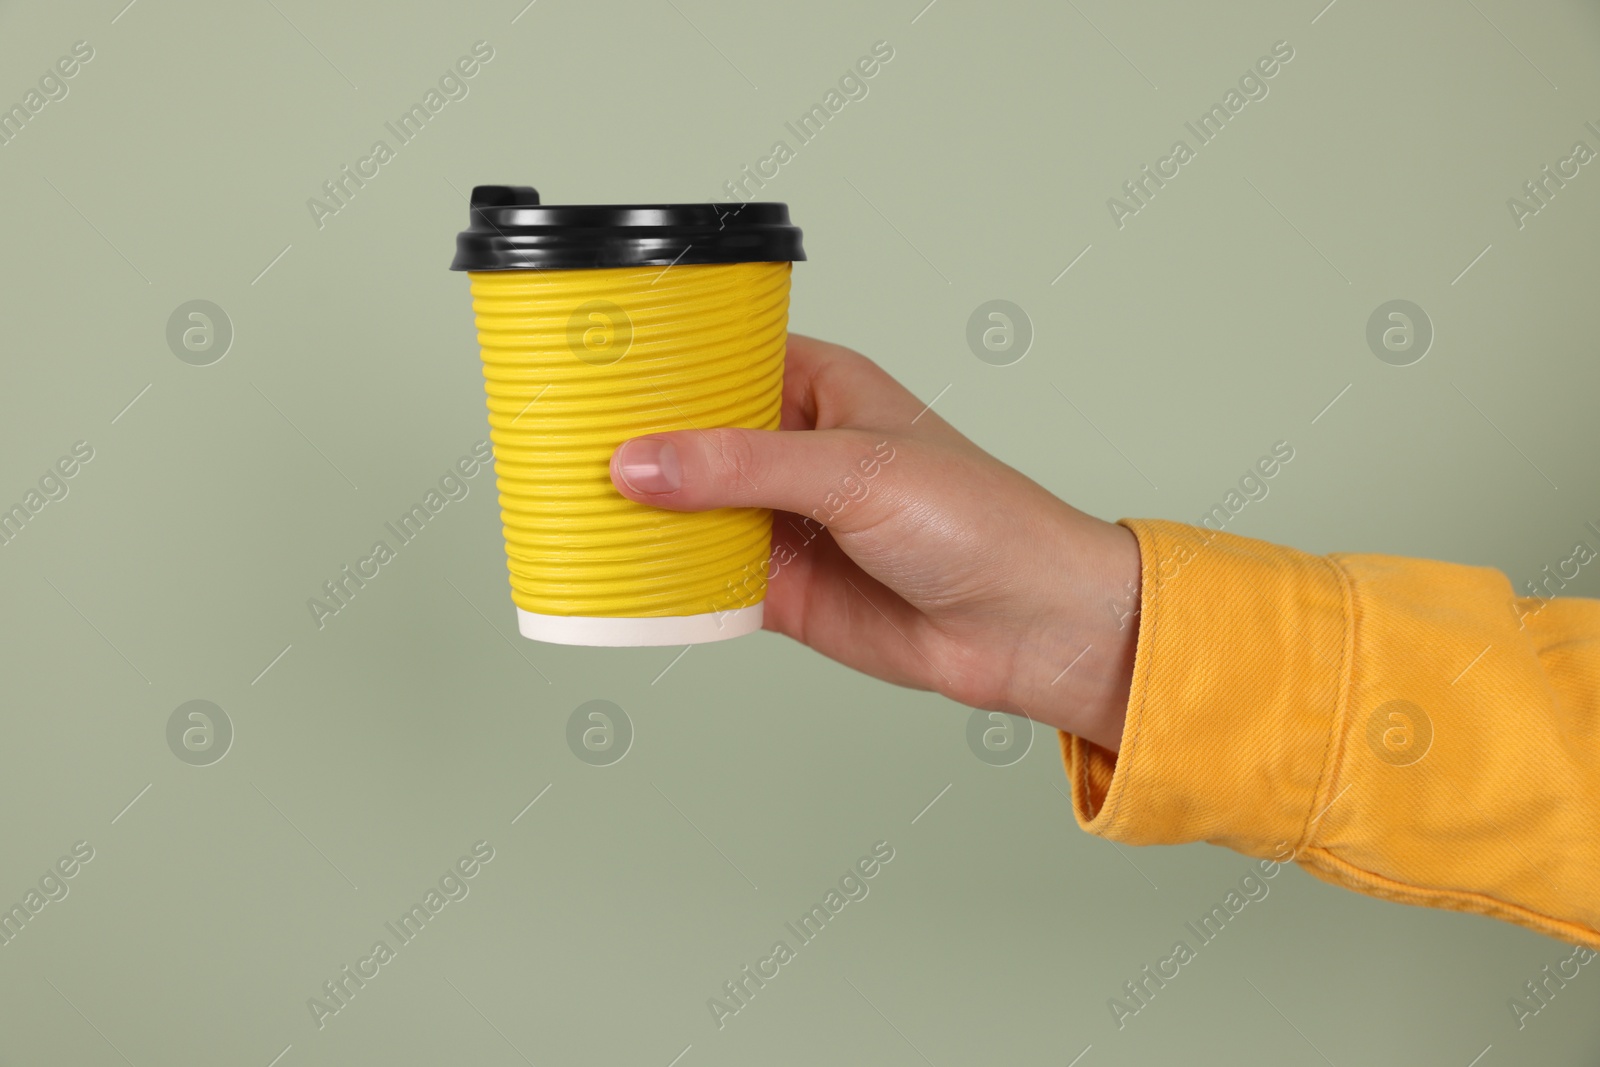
[780, 333, 928, 431]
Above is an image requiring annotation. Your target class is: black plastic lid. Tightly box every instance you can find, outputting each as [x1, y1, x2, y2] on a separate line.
[450, 185, 805, 271]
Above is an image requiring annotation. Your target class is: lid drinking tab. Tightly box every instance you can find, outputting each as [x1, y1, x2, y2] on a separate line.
[470, 185, 540, 208]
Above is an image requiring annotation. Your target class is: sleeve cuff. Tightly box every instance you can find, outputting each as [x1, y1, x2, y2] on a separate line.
[1061, 518, 1353, 860]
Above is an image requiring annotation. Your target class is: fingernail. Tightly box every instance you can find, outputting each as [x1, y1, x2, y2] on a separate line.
[616, 438, 682, 494]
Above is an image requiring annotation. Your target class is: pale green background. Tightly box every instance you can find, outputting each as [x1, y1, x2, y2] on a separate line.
[2, 0, 1598, 1064]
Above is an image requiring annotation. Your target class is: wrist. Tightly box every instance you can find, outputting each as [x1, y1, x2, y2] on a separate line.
[1003, 515, 1141, 751]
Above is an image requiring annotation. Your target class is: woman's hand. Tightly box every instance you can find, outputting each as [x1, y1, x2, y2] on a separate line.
[608, 334, 1141, 751]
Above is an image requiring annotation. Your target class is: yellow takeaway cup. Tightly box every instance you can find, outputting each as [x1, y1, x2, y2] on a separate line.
[450, 186, 805, 647]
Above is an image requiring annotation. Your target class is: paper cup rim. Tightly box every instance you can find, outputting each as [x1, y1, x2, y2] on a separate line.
[515, 605, 762, 647]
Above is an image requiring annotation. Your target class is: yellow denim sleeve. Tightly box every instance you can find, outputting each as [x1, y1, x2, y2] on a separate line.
[1062, 518, 1600, 949]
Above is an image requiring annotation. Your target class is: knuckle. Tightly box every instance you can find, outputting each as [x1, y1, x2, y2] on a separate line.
[838, 347, 888, 385]
[708, 428, 762, 494]
[855, 429, 901, 472]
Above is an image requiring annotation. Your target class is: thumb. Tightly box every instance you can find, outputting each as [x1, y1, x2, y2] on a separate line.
[609, 427, 899, 533]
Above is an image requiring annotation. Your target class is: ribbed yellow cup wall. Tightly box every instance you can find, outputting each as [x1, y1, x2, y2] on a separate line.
[469, 261, 790, 618]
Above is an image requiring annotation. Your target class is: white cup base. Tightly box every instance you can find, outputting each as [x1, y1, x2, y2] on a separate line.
[515, 604, 763, 647]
